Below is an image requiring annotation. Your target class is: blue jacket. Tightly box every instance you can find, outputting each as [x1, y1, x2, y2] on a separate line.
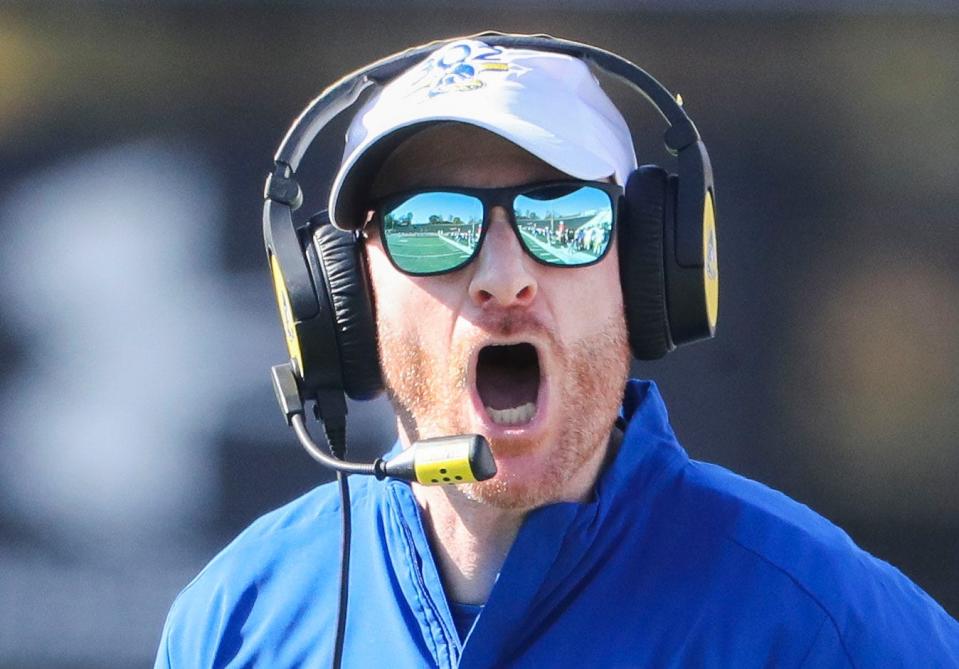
[156, 380, 959, 667]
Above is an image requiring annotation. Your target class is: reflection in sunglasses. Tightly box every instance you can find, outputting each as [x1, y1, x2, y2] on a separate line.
[377, 181, 618, 275]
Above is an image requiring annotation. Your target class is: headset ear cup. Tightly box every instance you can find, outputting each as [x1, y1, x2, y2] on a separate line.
[620, 165, 673, 360]
[310, 217, 383, 400]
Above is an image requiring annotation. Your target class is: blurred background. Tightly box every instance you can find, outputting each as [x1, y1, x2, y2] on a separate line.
[1, 2, 957, 666]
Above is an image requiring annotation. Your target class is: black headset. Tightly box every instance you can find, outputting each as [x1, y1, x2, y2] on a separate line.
[263, 32, 719, 412]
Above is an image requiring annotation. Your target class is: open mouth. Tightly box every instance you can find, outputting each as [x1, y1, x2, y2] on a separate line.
[475, 343, 541, 426]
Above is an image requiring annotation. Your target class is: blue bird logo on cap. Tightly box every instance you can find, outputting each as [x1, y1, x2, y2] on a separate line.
[408, 40, 512, 97]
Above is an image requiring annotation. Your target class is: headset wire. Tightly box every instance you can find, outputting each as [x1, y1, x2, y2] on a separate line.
[333, 470, 351, 669]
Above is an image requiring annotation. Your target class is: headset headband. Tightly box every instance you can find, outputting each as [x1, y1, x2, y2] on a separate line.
[273, 32, 702, 173]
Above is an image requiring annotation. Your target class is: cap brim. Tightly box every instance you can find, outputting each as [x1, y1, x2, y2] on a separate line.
[328, 113, 619, 231]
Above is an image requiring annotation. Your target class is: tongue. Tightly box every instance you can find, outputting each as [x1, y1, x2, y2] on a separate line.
[477, 368, 538, 410]
[476, 345, 540, 410]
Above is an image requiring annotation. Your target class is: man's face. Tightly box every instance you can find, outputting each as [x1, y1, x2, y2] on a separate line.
[364, 124, 631, 510]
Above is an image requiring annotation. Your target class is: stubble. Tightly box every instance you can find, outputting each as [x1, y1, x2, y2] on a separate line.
[378, 311, 631, 511]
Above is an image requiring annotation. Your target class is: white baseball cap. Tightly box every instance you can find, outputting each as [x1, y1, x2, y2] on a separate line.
[328, 38, 637, 230]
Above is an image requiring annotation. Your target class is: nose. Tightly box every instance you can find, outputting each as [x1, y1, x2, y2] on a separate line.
[468, 206, 538, 308]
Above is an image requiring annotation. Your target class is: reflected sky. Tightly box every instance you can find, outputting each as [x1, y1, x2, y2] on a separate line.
[384, 184, 611, 227]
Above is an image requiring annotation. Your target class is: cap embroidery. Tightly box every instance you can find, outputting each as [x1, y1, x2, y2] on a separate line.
[407, 41, 514, 98]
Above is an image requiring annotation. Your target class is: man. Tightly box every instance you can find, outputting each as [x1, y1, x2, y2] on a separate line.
[156, 38, 959, 667]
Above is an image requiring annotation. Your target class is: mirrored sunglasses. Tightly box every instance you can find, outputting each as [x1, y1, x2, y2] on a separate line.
[371, 180, 622, 276]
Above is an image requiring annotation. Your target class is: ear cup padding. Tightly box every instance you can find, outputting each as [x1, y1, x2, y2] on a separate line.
[620, 165, 672, 360]
[310, 220, 383, 400]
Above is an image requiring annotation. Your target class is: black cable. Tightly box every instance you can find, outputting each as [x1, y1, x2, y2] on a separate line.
[333, 470, 351, 669]
[291, 414, 379, 476]
[322, 412, 351, 669]
[288, 409, 355, 668]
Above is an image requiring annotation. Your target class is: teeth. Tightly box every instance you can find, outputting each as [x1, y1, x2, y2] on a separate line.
[486, 402, 536, 426]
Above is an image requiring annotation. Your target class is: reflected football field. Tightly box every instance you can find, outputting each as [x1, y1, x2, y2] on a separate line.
[385, 234, 472, 274]
[385, 228, 603, 274]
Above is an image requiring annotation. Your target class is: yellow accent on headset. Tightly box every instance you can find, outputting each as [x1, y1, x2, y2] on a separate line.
[703, 191, 719, 332]
[413, 442, 479, 485]
[269, 254, 305, 378]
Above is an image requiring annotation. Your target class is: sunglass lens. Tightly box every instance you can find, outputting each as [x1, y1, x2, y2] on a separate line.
[381, 193, 484, 275]
[514, 184, 614, 266]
